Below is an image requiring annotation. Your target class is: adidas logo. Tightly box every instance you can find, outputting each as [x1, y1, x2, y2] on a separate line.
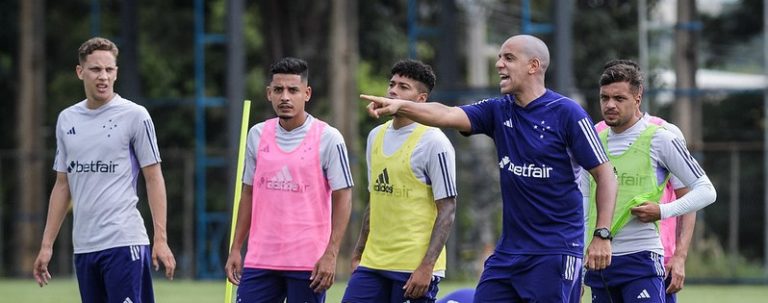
[503, 119, 514, 128]
[373, 168, 392, 193]
[129, 245, 141, 261]
[372, 168, 411, 197]
[66, 127, 76, 135]
[636, 289, 651, 299]
[123, 297, 134, 303]
[265, 166, 307, 192]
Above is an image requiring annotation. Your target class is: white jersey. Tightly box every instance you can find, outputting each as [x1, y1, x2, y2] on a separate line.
[647, 114, 686, 190]
[242, 114, 353, 190]
[366, 122, 457, 200]
[54, 94, 161, 253]
[581, 117, 714, 256]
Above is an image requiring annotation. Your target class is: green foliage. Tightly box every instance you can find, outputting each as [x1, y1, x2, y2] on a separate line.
[572, 1, 646, 115]
[700, 0, 763, 70]
[356, 60, 390, 136]
[686, 236, 765, 279]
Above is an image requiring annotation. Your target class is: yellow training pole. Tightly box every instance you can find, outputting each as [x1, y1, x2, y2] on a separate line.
[225, 100, 251, 303]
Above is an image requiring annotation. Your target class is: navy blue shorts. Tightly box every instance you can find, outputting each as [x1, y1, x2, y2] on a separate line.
[474, 253, 582, 302]
[74, 245, 154, 303]
[584, 251, 665, 303]
[436, 288, 475, 303]
[342, 266, 441, 303]
[236, 268, 325, 303]
[664, 275, 676, 303]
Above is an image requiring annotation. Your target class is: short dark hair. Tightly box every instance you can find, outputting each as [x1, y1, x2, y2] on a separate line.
[270, 57, 309, 82]
[600, 59, 643, 93]
[78, 37, 119, 64]
[390, 59, 436, 92]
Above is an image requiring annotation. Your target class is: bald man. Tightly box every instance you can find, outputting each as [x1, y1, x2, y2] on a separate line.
[362, 35, 617, 303]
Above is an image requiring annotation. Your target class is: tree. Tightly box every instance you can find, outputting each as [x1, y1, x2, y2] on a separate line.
[16, 0, 46, 277]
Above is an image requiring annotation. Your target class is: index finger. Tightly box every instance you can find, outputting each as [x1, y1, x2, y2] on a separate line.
[360, 94, 380, 102]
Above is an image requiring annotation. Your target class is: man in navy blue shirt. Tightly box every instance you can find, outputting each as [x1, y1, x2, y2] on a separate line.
[362, 34, 618, 303]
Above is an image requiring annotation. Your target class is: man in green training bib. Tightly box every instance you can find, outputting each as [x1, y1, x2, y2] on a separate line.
[582, 59, 717, 303]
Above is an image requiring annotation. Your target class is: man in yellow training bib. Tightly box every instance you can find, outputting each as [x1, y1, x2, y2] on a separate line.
[343, 59, 457, 303]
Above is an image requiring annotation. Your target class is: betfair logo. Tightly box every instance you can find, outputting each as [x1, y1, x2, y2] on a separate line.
[68, 160, 118, 173]
[265, 166, 308, 192]
[618, 172, 651, 186]
[498, 156, 552, 178]
[373, 168, 411, 197]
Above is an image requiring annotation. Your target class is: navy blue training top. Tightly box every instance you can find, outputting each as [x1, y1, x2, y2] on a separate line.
[460, 89, 608, 257]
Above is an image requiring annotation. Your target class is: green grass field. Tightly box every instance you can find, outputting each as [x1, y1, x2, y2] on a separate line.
[2, 278, 767, 302]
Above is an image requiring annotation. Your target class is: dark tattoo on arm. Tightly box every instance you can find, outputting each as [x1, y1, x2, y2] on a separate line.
[421, 197, 456, 266]
[352, 204, 371, 259]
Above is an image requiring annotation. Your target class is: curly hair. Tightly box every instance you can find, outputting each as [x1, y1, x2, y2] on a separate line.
[390, 59, 436, 93]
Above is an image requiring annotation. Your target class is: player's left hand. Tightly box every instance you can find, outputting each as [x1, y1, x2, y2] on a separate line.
[665, 255, 687, 294]
[585, 238, 612, 270]
[310, 251, 336, 293]
[152, 241, 176, 280]
[631, 202, 661, 222]
[403, 264, 433, 299]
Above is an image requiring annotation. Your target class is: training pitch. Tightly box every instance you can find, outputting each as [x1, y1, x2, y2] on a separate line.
[2, 278, 767, 302]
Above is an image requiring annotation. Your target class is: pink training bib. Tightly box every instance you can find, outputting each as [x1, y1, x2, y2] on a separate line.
[245, 118, 332, 271]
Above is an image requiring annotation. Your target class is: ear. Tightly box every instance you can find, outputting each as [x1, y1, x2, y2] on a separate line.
[265, 86, 271, 102]
[416, 92, 428, 103]
[636, 85, 643, 105]
[305, 86, 312, 102]
[76, 65, 84, 80]
[528, 58, 540, 74]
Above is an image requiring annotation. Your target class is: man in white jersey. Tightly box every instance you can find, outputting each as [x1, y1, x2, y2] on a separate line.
[637, 114, 696, 303]
[343, 59, 457, 303]
[225, 57, 353, 303]
[582, 59, 716, 303]
[363, 35, 618, 303]
[586, 113, 697, 303]
[33, 37, 175, 303]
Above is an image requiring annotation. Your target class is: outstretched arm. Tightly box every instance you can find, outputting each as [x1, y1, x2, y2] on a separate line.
[361, 95, 472, 133]
[143, 163, 176, 280]
[310, 187, 352, 292]
[33, 172, 71, 287]
[403, 197, 456, 299]
[585, 162, 617, 270]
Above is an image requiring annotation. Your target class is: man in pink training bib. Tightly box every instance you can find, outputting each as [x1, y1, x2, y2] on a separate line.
[225, 57, 353, 303]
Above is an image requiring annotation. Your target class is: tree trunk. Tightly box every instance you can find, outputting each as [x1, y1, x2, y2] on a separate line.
[673, 0, 699, 149]
[329, 0, 359, 278]
[16, 0, 46, 277]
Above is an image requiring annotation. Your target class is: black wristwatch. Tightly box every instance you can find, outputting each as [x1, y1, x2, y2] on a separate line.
[593, 228, 612, 241]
